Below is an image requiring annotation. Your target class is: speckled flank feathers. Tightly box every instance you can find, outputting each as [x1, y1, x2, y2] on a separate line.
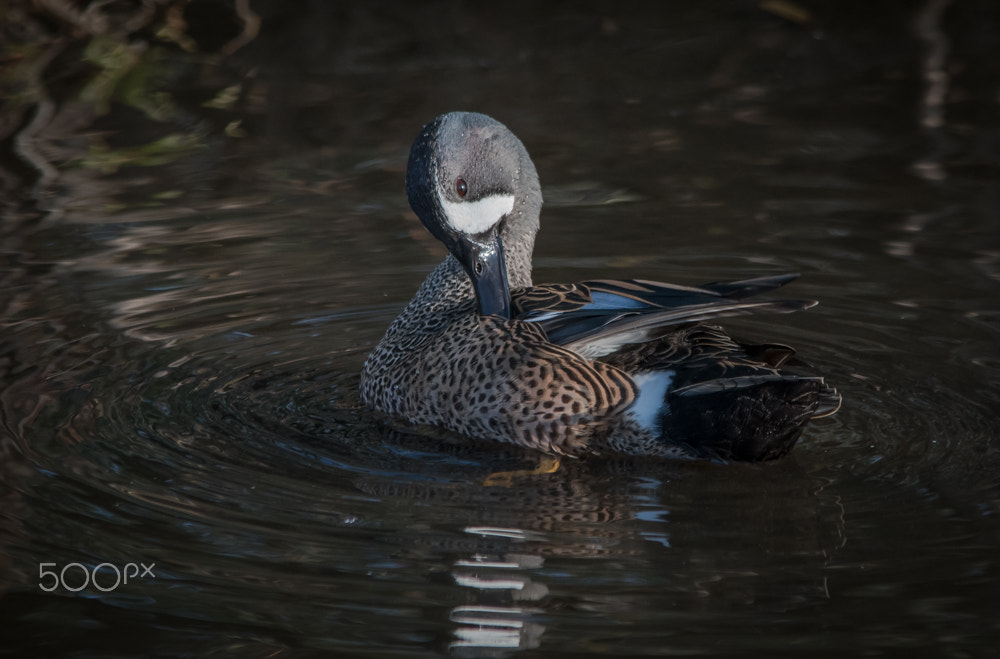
[361, 256, 637, 455]
[360, 112, 840, 461]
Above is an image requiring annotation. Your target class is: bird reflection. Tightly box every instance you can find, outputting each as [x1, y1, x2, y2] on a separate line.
[450, 533, 547, 655]
[355, 426, 846, 656]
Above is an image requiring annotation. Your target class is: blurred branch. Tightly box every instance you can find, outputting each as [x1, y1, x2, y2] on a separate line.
[221, 0, 261, 56]
[161, 0, 197, 51]
[3, 0, 258, 203]
[10, 38, 63, 191]
[32, 0, 109, 36]
[161, 0, 261, 55]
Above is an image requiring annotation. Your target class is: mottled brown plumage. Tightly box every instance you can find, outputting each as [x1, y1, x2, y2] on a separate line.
[361, 256, 638, 455]
[360, 112, 840, 461]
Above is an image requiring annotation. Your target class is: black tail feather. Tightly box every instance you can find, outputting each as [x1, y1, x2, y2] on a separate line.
[661, 376, 833, 462]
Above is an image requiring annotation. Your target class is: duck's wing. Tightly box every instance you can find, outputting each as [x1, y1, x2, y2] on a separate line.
[512, 274, 815, 359]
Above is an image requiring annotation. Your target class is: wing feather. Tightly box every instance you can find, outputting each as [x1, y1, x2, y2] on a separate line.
[512, 275, 814, 359]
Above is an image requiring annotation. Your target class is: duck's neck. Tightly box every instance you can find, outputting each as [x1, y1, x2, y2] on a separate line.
[501, 223, 536, 291]
[501, 164, 542, 291]
[397, 173, 541, 325]
[391, 222, 535, 336]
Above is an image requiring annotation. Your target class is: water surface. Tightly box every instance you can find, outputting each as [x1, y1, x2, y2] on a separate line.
[1, 2, 999, 657]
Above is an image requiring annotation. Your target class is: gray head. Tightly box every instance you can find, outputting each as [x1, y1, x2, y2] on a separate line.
[406, 112, 542, 318]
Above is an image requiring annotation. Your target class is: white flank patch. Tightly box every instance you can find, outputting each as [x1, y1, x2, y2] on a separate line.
[439, 192, 515, 235]
[629, 371, 675, 434]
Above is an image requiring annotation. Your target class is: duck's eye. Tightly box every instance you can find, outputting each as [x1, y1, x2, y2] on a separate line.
[456, 178, 468, 198]
[474, 258, 485, 276]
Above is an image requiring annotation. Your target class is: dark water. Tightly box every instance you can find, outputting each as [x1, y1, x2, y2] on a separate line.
[2, 2, 999, 657]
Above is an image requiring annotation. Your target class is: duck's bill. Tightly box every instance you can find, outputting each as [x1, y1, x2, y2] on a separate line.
[457, 229, 511, 319]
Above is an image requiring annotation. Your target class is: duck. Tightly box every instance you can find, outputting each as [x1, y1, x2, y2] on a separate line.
[360, 111, 840, 462]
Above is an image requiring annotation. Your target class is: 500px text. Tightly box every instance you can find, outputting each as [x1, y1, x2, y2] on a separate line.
[38, 562, 156, 592]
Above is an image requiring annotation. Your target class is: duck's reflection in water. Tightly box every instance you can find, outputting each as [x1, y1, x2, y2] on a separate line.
[355, 429, 845, 656]
[450, 528, 547, 654]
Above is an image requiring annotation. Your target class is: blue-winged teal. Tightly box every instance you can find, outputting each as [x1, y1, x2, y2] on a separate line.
[360, 112, 840, 462]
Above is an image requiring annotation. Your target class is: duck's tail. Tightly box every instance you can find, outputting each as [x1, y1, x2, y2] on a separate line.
[660, 373, 840, 462]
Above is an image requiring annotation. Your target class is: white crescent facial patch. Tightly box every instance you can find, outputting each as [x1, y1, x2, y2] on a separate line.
[439, 191, 515, 235]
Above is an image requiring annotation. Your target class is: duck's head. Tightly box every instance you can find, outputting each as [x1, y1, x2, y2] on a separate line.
[405, 112, 542, 319]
